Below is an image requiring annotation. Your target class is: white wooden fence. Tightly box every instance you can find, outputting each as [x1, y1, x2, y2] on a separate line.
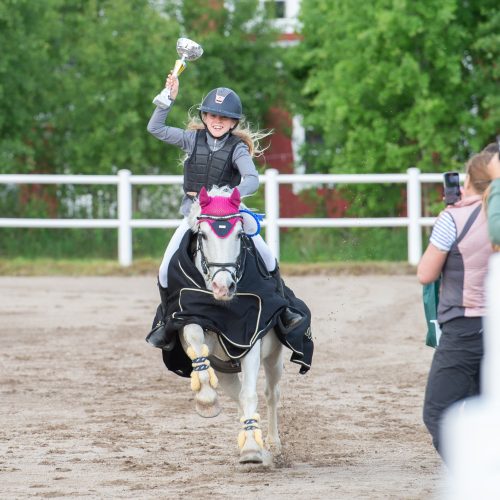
[0, 167, 446, 266]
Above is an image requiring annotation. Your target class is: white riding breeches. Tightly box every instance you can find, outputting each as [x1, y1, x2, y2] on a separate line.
[158, 218, 191, 288]
[158, 219, 276, 288]
[252, 233, 277, 271]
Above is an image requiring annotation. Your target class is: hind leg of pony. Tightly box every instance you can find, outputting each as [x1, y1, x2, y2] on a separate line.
[216, 372, 241, 411]
[238, 340, 264, 464]
[262, 330, 283, 453]
[181, 324, 220, 418]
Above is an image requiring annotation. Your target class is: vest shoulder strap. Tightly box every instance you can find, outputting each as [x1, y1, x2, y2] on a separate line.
[456, 204, 482, 244]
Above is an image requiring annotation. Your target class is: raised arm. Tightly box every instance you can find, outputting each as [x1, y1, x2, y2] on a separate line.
[147, 74, 194, 151]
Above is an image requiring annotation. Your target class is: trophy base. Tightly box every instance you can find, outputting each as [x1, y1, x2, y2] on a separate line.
[152, 88, 174, 109]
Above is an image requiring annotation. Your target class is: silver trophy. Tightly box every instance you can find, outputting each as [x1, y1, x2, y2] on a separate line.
[153, 37, 203, 108]
[172, 37, 204, 77]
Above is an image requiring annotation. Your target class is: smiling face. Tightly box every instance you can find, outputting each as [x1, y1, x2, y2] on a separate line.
[202, 112, 237, 138]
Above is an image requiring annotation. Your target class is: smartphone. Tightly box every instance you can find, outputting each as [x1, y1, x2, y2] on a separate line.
[443, 171, 461, 205]
[497, 135, 500, 158]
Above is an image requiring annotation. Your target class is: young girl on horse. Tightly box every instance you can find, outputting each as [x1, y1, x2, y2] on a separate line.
[146, 73, 303, 348]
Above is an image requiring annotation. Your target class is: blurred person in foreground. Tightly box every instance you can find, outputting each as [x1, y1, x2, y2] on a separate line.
[417, 151, 495, 457]
[484, 143, 500, 249]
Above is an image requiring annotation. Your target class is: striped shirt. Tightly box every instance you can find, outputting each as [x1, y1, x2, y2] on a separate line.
[430, 211, 457, 251]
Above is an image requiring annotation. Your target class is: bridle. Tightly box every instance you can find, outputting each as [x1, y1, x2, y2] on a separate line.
[194, 213, 248, 284]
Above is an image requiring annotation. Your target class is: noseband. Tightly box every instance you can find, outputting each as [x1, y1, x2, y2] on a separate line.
[195, 213, 247, 283]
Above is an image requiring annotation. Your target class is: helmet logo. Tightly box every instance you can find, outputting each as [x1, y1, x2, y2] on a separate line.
[215, 93, 226, 104]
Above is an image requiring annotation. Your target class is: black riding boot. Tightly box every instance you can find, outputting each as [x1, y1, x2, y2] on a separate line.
[145, 283, 175, 350]
[271, 266, 305, 330]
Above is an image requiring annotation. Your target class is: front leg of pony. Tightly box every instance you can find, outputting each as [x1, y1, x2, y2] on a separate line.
[238, 340, 264, 463]
[182, 324, 220, 418]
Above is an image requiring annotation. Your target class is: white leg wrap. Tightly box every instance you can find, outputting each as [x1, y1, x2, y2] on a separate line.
[238, 413, 264, 450]
[187, 345, 218, 392]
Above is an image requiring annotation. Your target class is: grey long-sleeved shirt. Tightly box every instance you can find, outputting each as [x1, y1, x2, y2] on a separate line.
[147, 105, 259, 216]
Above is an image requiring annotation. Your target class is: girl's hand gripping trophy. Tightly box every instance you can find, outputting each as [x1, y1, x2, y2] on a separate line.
[153, 38, 203, 108]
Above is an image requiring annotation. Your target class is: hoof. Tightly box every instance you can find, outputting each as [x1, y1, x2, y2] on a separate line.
[239, 449, 263, 464]
[195, 399, 221, 418]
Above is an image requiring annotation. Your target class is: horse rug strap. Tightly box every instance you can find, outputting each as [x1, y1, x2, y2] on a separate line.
[161, 230, 314, 377]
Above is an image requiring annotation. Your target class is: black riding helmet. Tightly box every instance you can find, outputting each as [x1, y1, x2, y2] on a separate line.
[198, 87, 243, 120]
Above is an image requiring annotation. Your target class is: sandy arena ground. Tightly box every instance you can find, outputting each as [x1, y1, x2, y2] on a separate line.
[0, 275, 445, 499]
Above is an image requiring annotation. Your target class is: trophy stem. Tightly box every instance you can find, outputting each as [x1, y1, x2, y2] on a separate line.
[172, 57, 187, 78]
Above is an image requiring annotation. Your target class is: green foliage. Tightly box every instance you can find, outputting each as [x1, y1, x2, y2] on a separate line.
[280, 227, 408, 262]
[161, 0, 286, 128]
[290, 0, 499, 175]
[0, 0, 285, 177]
[0, 225, 408, 262]
[0, 0, 61, 173]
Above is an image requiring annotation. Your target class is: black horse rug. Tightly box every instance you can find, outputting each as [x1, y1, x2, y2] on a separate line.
[160, 230, 314, 377]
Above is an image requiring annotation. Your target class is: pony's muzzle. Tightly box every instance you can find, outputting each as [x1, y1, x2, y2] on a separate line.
[211, 275, 236, 301]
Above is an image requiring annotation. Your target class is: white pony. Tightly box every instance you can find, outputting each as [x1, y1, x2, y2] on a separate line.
[179, 186, 283, 464]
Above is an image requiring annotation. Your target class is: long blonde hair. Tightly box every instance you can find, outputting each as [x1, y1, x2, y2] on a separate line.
[186, 109, 272, 158]
[465, 152, 493, 197]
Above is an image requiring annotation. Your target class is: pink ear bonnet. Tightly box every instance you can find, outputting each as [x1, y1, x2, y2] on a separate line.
[197, 188, 242, 238]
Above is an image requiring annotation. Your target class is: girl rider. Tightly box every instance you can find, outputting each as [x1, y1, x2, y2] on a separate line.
[146, 73, 303, 348]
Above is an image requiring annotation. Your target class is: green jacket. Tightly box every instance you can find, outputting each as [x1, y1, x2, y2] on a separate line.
[489, 179, 500, 245]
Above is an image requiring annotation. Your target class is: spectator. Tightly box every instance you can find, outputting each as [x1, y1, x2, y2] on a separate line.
[417, 152, 494, 456]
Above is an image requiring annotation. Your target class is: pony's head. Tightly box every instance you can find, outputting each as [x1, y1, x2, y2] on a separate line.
[190, 186, 244, 301]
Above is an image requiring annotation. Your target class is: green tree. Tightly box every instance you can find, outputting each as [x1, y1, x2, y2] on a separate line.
[1, 0, 288, 177]
[0, 0, 180, 175]
[159, 0, 287, 137]
[0, 0, 62, 173]
[46, 0, 180, 175]
[290, 0, 499, 176]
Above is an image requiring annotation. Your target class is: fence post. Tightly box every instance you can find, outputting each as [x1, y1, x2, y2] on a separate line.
[118, 169, 132, 266]
[265, 168, 280, 261]
[407, 167, 422, 266]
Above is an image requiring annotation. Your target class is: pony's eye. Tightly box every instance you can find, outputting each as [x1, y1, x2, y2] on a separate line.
[201, 232, 208, 241]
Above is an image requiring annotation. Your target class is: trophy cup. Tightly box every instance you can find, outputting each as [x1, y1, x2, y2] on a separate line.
[172, 37, 204, 77]
[153, 37, 204, 108]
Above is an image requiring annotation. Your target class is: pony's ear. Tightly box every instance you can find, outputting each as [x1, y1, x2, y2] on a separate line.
[229, 188, 241, 209]
[199, 187, 210, 209]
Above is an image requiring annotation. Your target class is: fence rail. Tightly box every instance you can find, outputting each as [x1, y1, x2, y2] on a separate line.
[0, 168, 448, 266]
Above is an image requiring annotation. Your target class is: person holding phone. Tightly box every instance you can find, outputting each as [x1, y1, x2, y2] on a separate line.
[417, 151, 495, 457]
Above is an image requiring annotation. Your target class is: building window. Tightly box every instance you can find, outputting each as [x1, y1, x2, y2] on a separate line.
[265, 0, 286, 19]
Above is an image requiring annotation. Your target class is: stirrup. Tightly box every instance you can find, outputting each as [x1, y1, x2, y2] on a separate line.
[282, 308, 304, 329]
[145, 321, 175, 351]
[278, 309, 306, 334]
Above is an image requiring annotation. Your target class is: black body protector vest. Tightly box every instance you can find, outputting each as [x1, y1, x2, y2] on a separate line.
[183, 130, 242, 194]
